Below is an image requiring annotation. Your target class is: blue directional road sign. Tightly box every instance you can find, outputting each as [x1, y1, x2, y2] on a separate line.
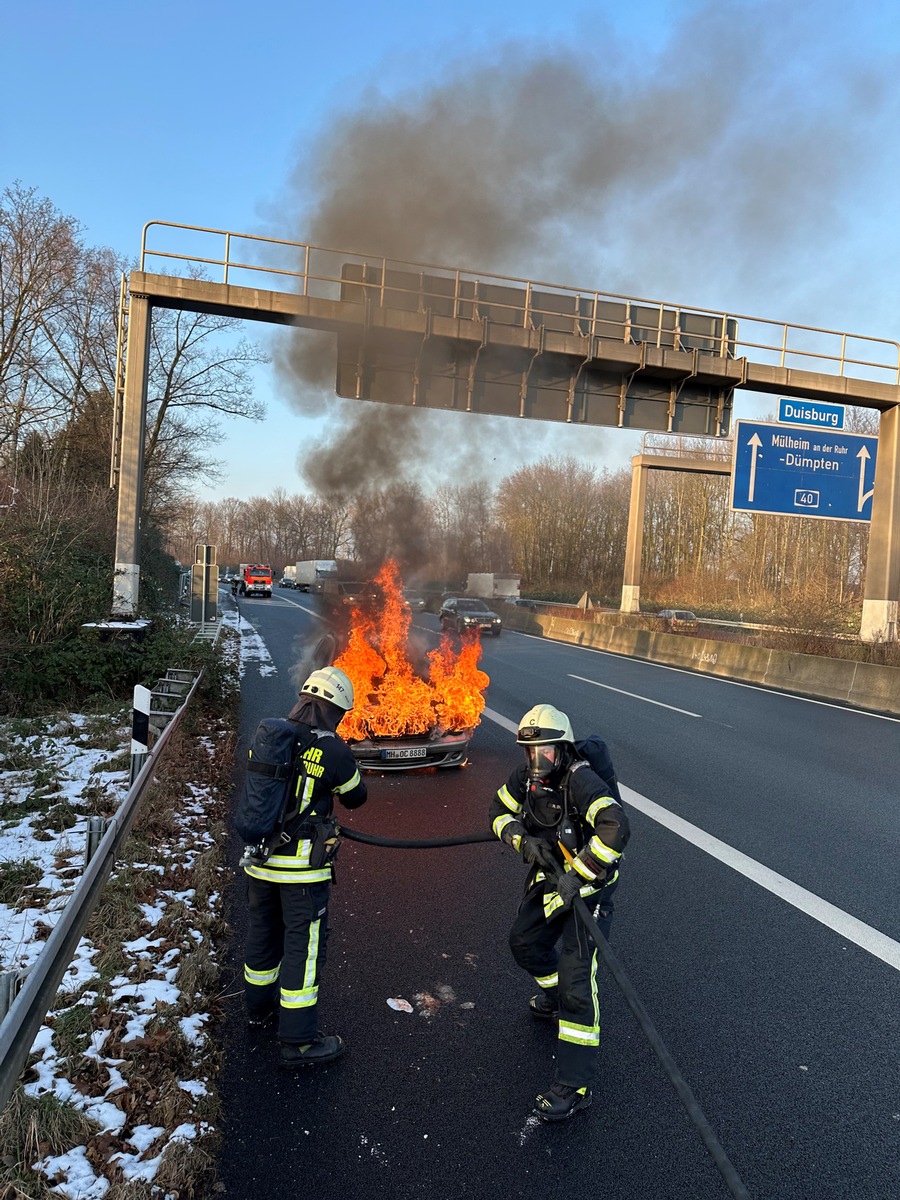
[777, 397, 845, 431]
[730, 420, 878, 522]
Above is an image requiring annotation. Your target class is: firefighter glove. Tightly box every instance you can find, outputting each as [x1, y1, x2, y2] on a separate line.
[555, 869, 582, 910]
[520, 835, 558, 871]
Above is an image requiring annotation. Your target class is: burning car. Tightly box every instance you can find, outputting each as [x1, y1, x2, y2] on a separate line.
[328, 560, 490, 770]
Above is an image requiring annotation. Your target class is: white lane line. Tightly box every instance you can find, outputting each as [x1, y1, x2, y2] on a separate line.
[568, 673, 702, 718]
[618, 786, 900, 974]
[277, 595, 328, 620]
[481, 705, 900, 974]
[483, 708, 524, 736]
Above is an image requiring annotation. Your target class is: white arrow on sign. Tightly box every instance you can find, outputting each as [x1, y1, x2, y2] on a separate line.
[857, 445, 875, 512]
[747, 432, 763, 502]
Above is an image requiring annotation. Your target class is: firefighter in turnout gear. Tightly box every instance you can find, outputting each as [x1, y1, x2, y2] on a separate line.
[489, 704, 630, 1121]
[243, 666, 367, 1067]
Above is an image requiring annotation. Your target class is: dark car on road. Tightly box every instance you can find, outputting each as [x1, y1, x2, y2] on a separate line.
[439, 597, 503, 636]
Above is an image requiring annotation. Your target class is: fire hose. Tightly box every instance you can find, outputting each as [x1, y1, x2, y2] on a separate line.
[339, 823, 751, 1200]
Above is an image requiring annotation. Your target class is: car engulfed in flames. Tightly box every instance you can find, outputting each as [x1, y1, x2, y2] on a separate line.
[331, 559, 489, 770]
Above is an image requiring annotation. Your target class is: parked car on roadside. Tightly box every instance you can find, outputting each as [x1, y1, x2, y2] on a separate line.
[658, 609, 699, 631]
[439, 597, 503, 636]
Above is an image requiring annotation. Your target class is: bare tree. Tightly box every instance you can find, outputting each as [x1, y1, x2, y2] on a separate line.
[144, 290, 267, 486]
[496, 456, 603, 588]
[0, 184, 82, 467]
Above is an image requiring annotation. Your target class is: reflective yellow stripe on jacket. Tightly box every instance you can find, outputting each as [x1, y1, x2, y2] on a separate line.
[243, 838, 332, 884]
[496, 784, 522, 815]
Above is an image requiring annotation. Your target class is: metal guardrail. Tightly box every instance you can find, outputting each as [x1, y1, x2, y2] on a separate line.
[640, 433, 734, 462]
[0, 670, 204, 1114]
[139, 220, 900, 385]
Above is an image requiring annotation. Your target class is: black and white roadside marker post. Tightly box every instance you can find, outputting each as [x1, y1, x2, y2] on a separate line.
[130, 683, 151, 785]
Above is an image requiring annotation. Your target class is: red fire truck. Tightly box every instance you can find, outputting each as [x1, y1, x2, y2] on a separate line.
[240, 563, 273, 598]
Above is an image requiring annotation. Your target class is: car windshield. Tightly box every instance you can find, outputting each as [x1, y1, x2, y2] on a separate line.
[457, 600, 491, 612]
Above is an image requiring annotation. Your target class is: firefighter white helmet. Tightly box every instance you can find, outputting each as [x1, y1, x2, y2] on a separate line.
[300, 666, 354, 711]
[517, 704, 574, 782]
[516, 704, 574, 745]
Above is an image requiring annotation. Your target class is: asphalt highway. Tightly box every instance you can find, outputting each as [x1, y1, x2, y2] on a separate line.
[213, 588, 900, 1200]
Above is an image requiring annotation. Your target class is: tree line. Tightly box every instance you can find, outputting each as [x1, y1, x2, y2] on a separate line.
[174, 445, 872, 631]
[0, 183, 267, 710]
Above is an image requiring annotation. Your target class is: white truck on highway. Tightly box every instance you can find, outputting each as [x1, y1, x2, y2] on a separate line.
[466, 573, 521, 600]
[295, 559, 339, 593]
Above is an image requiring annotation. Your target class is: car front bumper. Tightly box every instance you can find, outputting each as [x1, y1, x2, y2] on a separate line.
[349, 728, 473, 771]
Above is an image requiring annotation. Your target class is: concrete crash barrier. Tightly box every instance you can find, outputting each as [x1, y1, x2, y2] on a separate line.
[501, 610, 900, 717]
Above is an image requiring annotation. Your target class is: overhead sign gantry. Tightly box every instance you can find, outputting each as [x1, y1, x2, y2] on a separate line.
[111, 222, 900, 642]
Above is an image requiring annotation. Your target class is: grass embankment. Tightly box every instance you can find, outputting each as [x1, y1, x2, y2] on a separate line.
[0, 630, 240, 1200]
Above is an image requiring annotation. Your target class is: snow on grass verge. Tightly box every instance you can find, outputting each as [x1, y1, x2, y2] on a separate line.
[220, 608, 276, 678]
[0, 628, 240, 1199]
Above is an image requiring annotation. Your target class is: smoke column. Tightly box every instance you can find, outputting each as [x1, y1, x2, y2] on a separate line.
[273, 1, 898, 498]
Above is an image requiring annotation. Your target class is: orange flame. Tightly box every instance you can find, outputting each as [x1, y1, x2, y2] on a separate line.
[334, 559, 489, 740]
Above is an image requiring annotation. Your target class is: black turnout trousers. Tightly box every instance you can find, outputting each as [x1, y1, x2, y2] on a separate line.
[509, 875, 616, 1089]
[243, 877, 330, 1044]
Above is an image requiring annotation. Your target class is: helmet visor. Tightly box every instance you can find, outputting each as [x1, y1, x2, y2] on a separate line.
[524, 743, 560, 780]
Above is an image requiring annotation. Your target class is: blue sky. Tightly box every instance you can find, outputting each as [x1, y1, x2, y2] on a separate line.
[3, 0, 899, 502]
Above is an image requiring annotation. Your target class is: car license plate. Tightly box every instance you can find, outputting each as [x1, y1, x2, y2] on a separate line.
[382, 746, 428, 760]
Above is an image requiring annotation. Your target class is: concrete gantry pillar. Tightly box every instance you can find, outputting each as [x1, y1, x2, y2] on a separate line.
[620, 457, 647, 613]
[860, 404, 900, 643]
[112, 293, 152, 617]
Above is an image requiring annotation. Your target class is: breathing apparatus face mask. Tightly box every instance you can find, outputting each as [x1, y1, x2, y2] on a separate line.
[524, 742, 561, 783]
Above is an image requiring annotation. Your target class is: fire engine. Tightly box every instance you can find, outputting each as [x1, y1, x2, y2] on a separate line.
[240, 563, 273, 598]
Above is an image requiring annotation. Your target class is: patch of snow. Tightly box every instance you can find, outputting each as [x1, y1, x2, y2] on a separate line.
[125, 1124, 165, 1153]
[179, 1013, 208, 1043]
[177, 1078, 208, 1096]
[139, 900, 166, 925]
[36, 1144, 109, 1198]
[220, 610, 277, 677]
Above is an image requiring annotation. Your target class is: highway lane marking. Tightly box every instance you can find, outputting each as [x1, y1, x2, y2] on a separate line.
[617, 786, 900, 974]
[266, 595, 327, 620]
[568, 673, 702, 718]
[511, 629, 900, 723]
[482, 705, 900, 974]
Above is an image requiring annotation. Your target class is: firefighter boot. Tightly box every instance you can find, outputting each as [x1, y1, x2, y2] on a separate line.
[246, 1006, 276, 1029]
[528, 989, 559, 1021]
[280, 1034, 345, 1068]
[533, 1084, 592, 1122]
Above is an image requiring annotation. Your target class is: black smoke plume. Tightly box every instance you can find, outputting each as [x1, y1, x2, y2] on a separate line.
[274, 2, 898, 501]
